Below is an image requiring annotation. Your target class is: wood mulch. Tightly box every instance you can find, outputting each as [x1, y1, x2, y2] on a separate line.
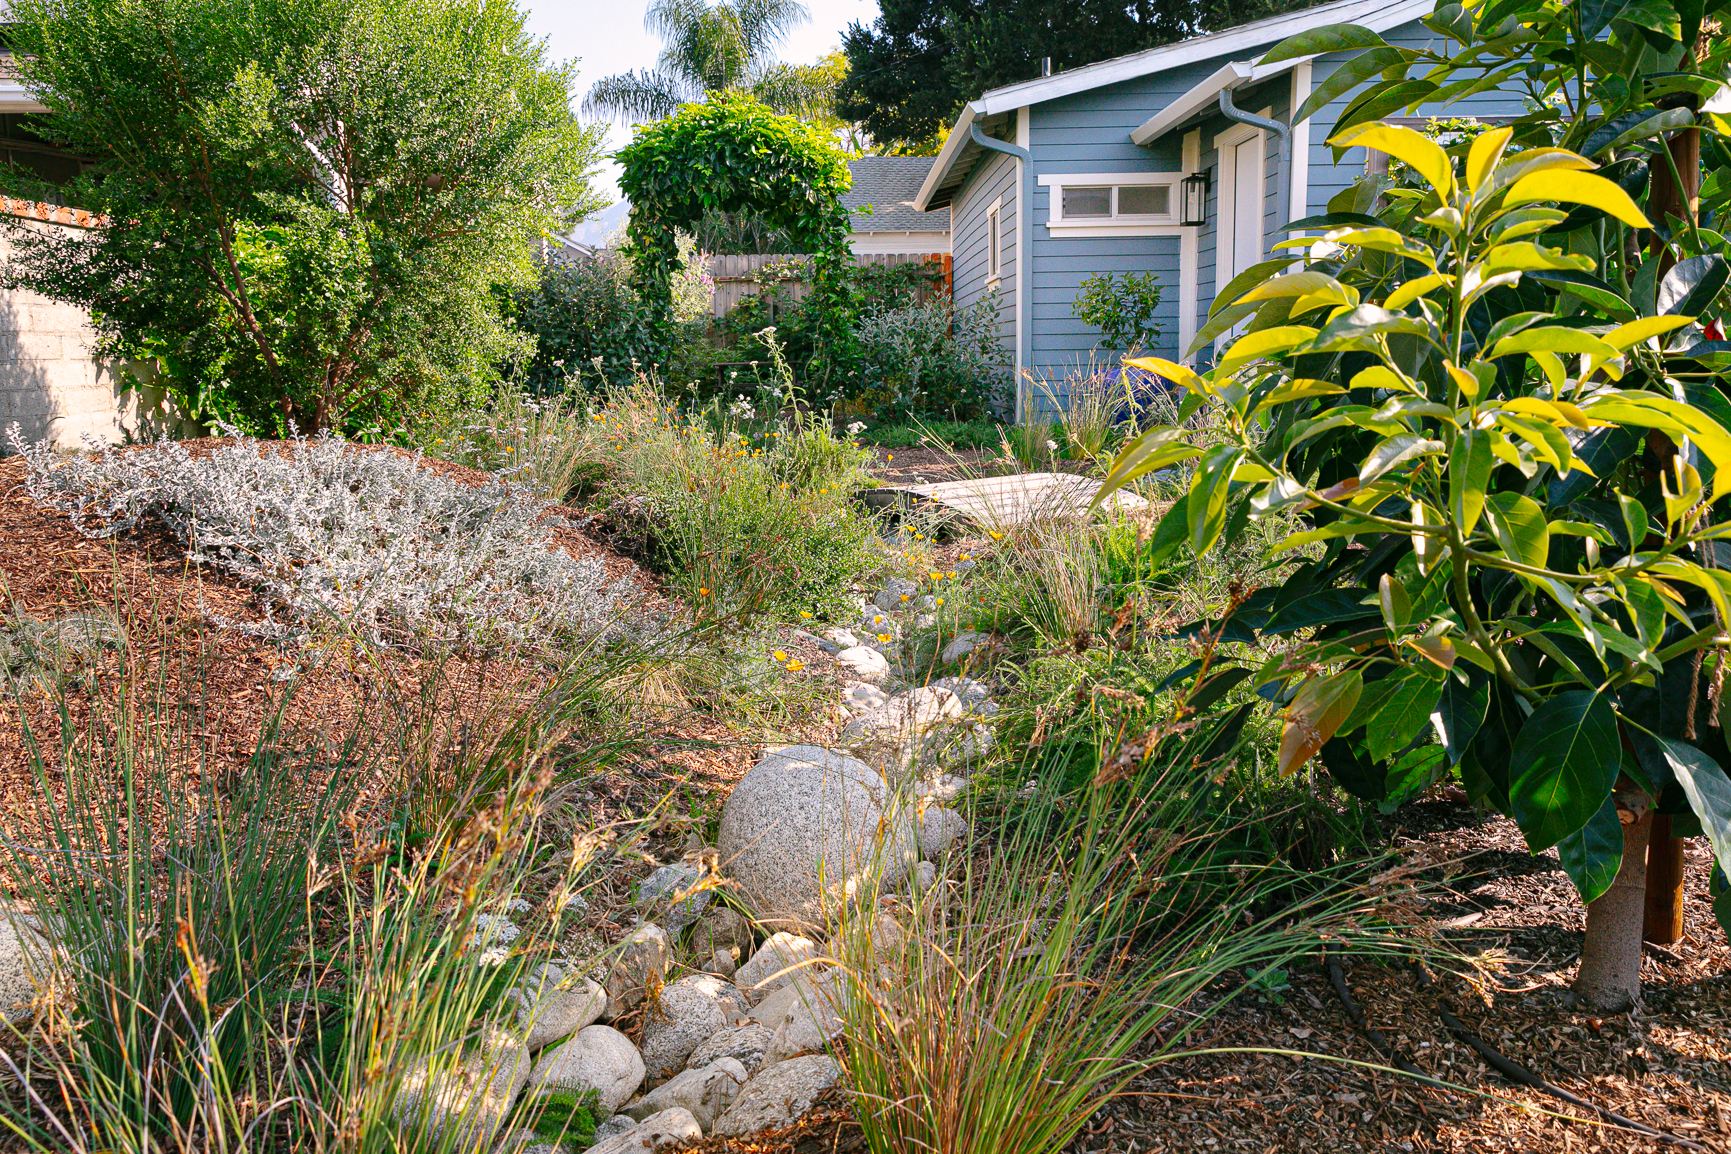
[1077, 799, 1731, 1154]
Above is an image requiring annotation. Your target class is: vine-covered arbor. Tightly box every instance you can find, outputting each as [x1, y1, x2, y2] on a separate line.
[616, 92, 855, 379]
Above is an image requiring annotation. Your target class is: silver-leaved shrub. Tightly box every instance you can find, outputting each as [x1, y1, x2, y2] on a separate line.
[7, 424, 635, 655]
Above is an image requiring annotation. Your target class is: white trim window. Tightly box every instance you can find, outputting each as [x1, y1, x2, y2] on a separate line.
[986, 198, 1003, 282]
[1040, 172, 1186, 235]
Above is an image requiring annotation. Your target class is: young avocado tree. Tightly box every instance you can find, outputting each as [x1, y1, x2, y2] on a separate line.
[1093, 3, 1731, 1011]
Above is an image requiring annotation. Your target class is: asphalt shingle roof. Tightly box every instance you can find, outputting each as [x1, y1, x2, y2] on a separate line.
[844, 157, 949, 234]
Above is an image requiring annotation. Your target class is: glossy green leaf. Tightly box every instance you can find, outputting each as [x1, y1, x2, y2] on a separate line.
[1312, 304, 1431, 350]
[1657, 254, 1729, 318]
[1654, 736, 1731, 888]
[1379, 571, 1410, 632]
[1294, 47, 1409, 124]
[1187, 445, 1243, 554]
[1449, 429, 1493, 537]
[1485, 491, 1550, 569]
[1089, 428, 1203, 512]
[1346, 667, 1445, 762]
[1359, 433, 1446, 484]
[1557, 794, 1623, 904]
[1380, 745, 1449, 811]
[1430, 675, 1488, 764]
[1508, 690, 1620, 852]
[1208, 257, 1302, 318]
[1262, 23, 1392, 63]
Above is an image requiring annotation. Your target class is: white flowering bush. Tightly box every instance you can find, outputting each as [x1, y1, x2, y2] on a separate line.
[7, 425, 635, 654]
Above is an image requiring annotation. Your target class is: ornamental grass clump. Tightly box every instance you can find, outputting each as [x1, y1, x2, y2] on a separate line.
[6, 424, 634, 655]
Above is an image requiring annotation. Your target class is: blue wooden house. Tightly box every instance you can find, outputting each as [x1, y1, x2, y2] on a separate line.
[909, 0, 1531, 415]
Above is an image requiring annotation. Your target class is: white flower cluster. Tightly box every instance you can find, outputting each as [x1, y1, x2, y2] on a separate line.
[727, 395, 756, 420]
[6, 424, 634, 654]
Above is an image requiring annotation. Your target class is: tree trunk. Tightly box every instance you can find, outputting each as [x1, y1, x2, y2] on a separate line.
[1643, 812, 1686, 944]
[1574, 790, 1652, 1012]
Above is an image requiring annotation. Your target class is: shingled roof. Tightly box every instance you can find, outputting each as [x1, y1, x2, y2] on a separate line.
[844, 157, 949, 234]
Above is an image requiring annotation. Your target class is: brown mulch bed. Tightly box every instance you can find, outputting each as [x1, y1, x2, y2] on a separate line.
[1078, 801, 1731, 1154]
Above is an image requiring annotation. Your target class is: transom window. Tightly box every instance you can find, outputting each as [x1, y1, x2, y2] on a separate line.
[1042, 173, 1183, 230]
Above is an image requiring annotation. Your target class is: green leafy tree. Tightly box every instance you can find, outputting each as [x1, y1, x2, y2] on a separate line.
[838, 0, 1325, 152]
[582, 0, 819, 123]
[616, 92, 855, 385]
[1073, 271, 1164, 354]
[1, 0, 605, 435]
[1095, 3, 1731, 1012]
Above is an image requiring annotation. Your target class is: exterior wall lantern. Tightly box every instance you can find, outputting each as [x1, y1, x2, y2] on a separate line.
[1180, 168, 1210, 227]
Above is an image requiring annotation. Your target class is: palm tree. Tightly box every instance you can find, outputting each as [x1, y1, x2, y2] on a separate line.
[583, 0, 816, 122]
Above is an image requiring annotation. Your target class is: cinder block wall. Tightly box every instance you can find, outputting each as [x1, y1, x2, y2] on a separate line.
[0, 217, 195, 451]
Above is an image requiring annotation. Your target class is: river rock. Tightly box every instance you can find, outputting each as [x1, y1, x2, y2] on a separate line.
[687, 1023, 775, 1075]
[395, 1024, 530, 1147]
[621, 1056, 749, 1130]
[839, 687, 964, 775]
[588, 1107, 702, 1154]
[713, 1055, 840, 1136]
[717, 746, 916, 930]
[872, 577, 918, 612]
[689, 907, 750, 960]
[604, 923, 669, 1019]
[641, 973, 748, 1083]
[0, 916, 50, 1023]
[940, 632, 982, 663]
[835, 646, 891, 686]
[841, 681, 890, 714]
[734, 931, 820, 996]
[527, 1024, 645, 1115]
[918, 806, 968, 859]
[507, 963, 608, 1050]
[637, 865, 711, 937]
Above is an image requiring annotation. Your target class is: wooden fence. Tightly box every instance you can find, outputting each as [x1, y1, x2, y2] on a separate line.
[708, 252, 952, 319]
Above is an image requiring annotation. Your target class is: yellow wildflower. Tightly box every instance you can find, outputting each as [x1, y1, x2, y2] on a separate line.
[698, 587, 710, 596]
[773, 650, 789, 662]
[936, 597, 945, 607]
[785, 659, 804, 671]
[799, 610, 813, 619]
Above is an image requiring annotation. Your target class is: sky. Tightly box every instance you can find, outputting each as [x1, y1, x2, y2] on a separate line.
[524, 0, 881, 242]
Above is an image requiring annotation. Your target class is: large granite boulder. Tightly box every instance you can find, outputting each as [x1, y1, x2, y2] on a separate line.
[717, 745, 916, 931]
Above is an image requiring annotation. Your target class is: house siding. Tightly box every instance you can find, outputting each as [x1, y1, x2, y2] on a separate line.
[940, 14, 1534, 415]
[948, 142, 1019, 386]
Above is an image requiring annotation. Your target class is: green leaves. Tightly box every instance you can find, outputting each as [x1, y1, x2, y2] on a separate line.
[1557, 795, 1623, 904]
[1484, 492, 1550, 569]
[1652, 737, 1731, 897]
[1344, 668, 1443, 762]
[1509, 691, 1620, 852]
[1448, 430, 1493, 536]
[1262, 24, 1391, 64]
[1187, 445, 1244, 554]
[1657, 254, 1729, 318]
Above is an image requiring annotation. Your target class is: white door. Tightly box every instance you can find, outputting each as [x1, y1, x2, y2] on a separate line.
[1230, 135, 1264, 279]
[1213, 124, 1267, 350]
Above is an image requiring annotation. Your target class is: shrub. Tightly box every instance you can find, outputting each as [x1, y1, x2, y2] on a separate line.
[1072, 270, 1163, 354]
[850, 295, 1010, 420]
[511, 236, 715, 394]
[3, 0, 607, 435]
[7, 425, 634, 654]
[586, 379, 875, 622]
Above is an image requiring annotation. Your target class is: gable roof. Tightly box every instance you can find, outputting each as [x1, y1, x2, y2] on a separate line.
[914, 0, 1431, 210]
[844, 156, 949, 233]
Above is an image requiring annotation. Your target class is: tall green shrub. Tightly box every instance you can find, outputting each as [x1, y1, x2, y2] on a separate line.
[3, 0, 606, 435]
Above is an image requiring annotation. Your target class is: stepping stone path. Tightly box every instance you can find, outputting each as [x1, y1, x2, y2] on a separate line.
[857, 471, 1148, 529]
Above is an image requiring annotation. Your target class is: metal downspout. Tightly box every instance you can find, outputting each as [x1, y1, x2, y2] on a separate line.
[969, 120, 1032, 423]
[1218, 86, 1292, 251]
